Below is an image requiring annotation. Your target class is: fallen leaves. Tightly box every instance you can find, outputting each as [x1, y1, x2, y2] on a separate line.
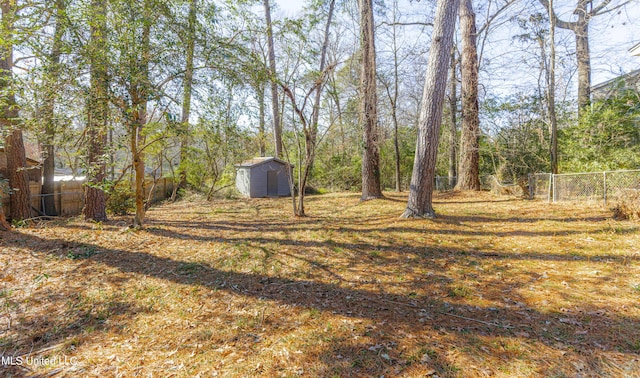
[1, 191, 639, 377]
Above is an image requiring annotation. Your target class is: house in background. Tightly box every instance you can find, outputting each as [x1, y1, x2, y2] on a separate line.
[235, 157, 292, 198]
[0, 144, 42, 183]
[591, 68, 640, 101]
[591, 43, 640, 100]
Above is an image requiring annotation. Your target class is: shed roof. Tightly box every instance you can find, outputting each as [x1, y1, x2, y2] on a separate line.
[0, 144, 41, 164]
[235, 157, 292, 168]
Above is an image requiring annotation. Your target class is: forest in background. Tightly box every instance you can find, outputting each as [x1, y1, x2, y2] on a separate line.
[0, 0, 638, 226]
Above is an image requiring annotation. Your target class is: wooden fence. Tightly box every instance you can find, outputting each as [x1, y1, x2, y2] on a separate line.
[143, 177, 175, 205]
[1, 177, 174, 218]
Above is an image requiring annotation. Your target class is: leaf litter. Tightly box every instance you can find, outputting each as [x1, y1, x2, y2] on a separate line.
[0, 191, 639, 377]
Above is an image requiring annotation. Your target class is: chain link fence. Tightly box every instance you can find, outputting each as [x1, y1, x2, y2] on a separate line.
[433, 176, 496, 192]
[529, 173, 552, 201]
[528, 170, 640, 204]
[435, 176, 457, 191]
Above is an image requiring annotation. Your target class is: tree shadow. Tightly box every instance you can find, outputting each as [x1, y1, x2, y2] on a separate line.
[3, 232, 639, 368]
[133, 222, 637, 265]
[0, 274, 147, 376]
[3, 189, 639, 376]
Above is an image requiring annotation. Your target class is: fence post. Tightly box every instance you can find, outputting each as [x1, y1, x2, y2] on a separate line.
[547, 173, 553, 203]
[603, 171, 607, 206]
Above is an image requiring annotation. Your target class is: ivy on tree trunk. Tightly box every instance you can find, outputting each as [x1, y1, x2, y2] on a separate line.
[83, 0, 109, 222]
[1, 0, 31, 221]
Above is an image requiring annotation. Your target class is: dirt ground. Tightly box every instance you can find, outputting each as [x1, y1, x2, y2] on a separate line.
[1, 191, 639, 377]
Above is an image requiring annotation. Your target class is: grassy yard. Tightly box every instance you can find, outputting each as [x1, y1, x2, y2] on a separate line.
[1, 191, 639, 377]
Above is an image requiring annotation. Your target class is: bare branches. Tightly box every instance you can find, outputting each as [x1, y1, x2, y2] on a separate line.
[536, 0, 574, 30]
[477, 0, 517, 36]
[379, 21, 433, 27]
[591, 0, 632, 16]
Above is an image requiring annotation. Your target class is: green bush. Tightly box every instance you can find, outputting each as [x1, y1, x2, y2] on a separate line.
[560, 87, 640, 172]
[208, 186, 241, 200]
[107, 183, 135, 215]
[222, 187, 241, 200]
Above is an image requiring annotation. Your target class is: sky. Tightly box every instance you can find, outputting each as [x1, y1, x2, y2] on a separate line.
[273, 0, 305, 16]
[272, 0, 640, 90]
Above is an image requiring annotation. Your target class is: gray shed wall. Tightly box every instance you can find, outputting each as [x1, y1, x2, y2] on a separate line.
[236, 160, 291, 198]
[235, 167, 252, 197]
[250, 161, 291, 197]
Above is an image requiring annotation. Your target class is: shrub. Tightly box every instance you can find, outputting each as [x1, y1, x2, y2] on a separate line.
[107, 183, 135, 215]
[488, 175, 524, 197]
[613, 190, 640, 221]
[222, 187, 241, 200]
[208, 186, 241, 201]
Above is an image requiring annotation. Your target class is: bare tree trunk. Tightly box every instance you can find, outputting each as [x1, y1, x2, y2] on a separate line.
[455, 0, 480, 191]
[303, 0, 336, 190]
[280, 0, 335, 217]
[328, 75, 346, 155]
[176, 0, 197, 197]
[0, 206, 9, 230]
[0, 170, 9, 229]
[574, 19, 590, 116]
[448, 48, 457, 188]
[547, 0, 558, 174]
[298, 159, 306, 217]
[131, 113, 146, 227]
[360, 0, 383, 200]
[83, 0, 109, 222]
[257, 83, 266, 156]
[536, 0, 625, 117]
[5, 130, 31, 220]
[2, 1, 31, 221]
[264, 0, 282, 158]
[386, 0, 402, 192]
[286, 159, 297, 216]
[393, 102, 401, 192]
[132, 2, 151, 228]
[336, 93, 346, 156]
[310, 0, 335, 151]
[401, 0, 460, 219]
[40, 0, 65, 217]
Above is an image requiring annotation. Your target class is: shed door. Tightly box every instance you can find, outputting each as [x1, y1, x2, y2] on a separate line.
[267, 171, 278, 196]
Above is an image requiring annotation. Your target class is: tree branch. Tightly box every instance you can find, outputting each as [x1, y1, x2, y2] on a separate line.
[379, 21, 433, 27]
[536, 0, 575, 30]
[591, 0, 630, 16]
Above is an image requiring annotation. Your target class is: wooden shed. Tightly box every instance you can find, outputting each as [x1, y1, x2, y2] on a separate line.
[0, 145, 43, 216]
[235, 157, 292, 198]
[0, 146, 42, 183]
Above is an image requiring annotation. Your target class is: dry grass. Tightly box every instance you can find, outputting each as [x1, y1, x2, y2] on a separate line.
[613, 190, 640, 221]
[1, 191, 640, 377]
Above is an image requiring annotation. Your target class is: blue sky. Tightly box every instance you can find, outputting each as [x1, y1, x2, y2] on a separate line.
[272, 0, 639, 88]
[274, 0, 304, 16]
